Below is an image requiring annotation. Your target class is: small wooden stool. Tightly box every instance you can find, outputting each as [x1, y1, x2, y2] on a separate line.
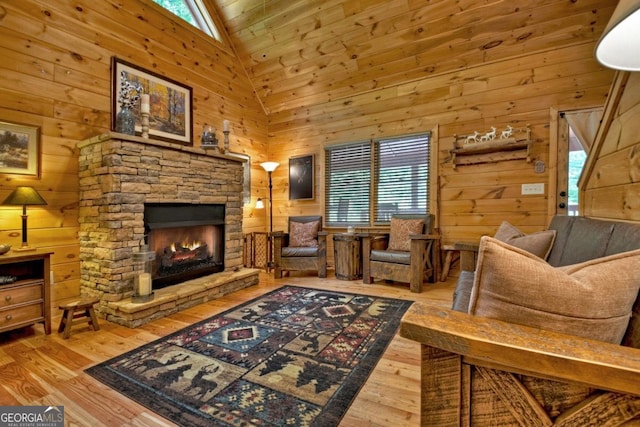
[58, 298, 100, 339]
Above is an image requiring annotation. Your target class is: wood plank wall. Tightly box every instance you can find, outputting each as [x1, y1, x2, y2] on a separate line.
[582, 71, 640, 221]
[220, 0, 618, 247]
[0, 0, 626, 309]
[0, 0, 268, 310]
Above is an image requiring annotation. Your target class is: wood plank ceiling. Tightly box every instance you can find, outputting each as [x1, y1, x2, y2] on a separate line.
[214, 0, 616, 115]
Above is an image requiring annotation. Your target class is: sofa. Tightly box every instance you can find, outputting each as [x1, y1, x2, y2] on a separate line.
[400, 216, 640, 426]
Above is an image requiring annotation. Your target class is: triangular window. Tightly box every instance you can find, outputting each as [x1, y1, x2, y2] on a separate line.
[152, 0, 221, 41]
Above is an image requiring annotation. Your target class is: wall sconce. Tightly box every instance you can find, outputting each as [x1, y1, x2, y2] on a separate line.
[255, 198, 264, 209]
[595, 1, 640, 70]
[2, 186, 47, 251]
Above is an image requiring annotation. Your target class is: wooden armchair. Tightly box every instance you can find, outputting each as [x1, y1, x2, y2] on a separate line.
[400, 304, 640, 426]
[272, 216, 327, 278]
[361, 214, 440, 293]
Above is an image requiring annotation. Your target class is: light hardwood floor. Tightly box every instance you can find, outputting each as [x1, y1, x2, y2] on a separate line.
[0, 270, 457, 426]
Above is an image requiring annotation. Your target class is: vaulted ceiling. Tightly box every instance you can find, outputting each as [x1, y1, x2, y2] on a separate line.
[214, 0, 617, 115]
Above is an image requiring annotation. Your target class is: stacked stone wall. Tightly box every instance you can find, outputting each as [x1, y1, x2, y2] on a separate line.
[77, 133, 255, 326]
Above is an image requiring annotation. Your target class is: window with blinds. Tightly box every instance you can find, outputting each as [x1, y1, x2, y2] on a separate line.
[325, 133, 430, 227]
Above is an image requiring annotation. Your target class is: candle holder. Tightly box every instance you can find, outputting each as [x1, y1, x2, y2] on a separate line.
[201, 125, 220, 152]
[141, 111, 150, 139]
[223, 130, 230, 153]
[131, 245, 155, 303]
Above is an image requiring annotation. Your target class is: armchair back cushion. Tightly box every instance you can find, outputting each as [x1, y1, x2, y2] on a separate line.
[388, 218, 424, 251]
[289, 219, 320, 247]
[470, 236, 640, 344]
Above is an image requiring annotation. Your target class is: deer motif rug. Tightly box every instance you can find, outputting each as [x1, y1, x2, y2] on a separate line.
[85, 285, 412, 427]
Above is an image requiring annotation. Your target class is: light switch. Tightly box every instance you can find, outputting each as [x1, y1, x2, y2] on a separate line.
[521, 183, 545, 195]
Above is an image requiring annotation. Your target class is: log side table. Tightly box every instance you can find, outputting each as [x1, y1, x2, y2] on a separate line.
[333, 233, 362, 280]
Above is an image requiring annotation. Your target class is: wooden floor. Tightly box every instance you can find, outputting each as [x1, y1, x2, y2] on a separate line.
[0, 270, 458, 426]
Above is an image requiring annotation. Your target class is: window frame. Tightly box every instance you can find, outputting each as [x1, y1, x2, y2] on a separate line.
[324, 131, 433, 228]
[151, 0, 222, 42]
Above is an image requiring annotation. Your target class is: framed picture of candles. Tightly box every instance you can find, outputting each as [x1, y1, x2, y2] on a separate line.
[111, 57, 193, 145]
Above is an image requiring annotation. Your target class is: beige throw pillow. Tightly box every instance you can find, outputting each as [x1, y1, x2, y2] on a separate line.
[494, 221, 556, 260]
[388, 218, 424, 252]
[469, 236, 640, 344]
[289, 220, 319, 247]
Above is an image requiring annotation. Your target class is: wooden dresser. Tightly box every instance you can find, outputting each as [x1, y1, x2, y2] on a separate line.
[0, 250, 52, 335]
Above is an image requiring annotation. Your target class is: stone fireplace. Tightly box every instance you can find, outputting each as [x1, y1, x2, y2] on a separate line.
[77, 133, 259, 327]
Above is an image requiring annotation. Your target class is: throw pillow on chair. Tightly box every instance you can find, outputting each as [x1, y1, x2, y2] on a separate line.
[289, 220, 320, 247]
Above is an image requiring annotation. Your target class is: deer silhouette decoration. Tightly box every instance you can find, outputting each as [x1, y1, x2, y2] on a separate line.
[184, 363, 221, 400]
[136, 353, 189, 374]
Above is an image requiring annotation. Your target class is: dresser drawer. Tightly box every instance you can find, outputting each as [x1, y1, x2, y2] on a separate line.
[0, 303, 44, 331]
[0, 282, 43, 307]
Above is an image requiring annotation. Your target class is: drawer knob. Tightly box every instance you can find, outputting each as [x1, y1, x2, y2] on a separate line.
[5, 315, 12, 321]
[5, 295, 11, 302]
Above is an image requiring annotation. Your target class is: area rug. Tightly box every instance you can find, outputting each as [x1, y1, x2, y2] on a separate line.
[85, 286, 412, 426]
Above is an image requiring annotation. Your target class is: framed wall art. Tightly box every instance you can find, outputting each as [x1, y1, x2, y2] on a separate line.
[289, 154, 314, 200]
[0, 121, 40, 177]
[111, 57, 193, 145]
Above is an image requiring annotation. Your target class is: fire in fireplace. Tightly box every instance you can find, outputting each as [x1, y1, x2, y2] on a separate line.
[144, 203, 225, 289]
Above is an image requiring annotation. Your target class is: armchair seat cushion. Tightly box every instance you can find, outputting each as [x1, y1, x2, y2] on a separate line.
[370, 249, 411, 265]
[281, 246, 318, 257]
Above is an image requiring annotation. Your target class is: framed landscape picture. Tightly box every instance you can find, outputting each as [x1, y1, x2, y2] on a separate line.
[0, 121, 40, 177]
[289, 154, 314, 200]
[111, 57, 193, 145]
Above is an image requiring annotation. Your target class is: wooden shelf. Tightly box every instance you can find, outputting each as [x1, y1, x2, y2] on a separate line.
[450, 139, 533, 168]
[449, 123, 536, 169]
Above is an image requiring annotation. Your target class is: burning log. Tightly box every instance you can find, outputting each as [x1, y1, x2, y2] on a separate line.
[161, 243, 209, 268]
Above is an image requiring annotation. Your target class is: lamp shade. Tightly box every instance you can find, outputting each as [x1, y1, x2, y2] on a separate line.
[2, 186, 47, 206]
[595, 1, 640, 71]
[260, 161, 280, 172]
[255, 198, 264, 209]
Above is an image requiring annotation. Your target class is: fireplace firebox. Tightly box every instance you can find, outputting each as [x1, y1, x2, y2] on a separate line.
[144, 203, 225, 289]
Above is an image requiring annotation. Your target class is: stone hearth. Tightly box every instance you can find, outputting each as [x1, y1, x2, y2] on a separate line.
[77, 133, 259, 327]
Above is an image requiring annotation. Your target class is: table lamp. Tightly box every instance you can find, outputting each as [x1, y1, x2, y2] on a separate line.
[2, 186, 47, 251]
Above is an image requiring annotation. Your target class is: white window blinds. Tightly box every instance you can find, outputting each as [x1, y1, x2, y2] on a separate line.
[325, 133, 430, 227]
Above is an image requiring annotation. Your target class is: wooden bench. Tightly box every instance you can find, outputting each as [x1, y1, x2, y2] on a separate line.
[58, 298, 100, 339]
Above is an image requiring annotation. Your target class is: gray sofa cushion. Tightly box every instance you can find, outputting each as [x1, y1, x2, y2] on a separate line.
[547, 216, 613, 267]
[452, 270, 474, 311]
[606, 221, 640, 256]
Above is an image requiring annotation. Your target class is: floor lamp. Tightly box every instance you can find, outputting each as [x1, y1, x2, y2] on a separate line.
[260, 161, 279, 269]
[2, 186, 47, 251]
